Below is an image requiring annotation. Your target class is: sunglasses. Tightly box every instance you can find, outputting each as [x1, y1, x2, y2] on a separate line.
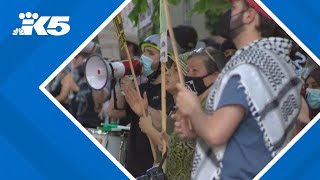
[192, 48, 217, 64]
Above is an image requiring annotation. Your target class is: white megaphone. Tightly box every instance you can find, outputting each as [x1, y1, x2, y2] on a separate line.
[85, 54, 142, 90]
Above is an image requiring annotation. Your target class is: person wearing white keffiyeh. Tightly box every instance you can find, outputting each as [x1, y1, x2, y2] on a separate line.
[173, 0, 307, 179]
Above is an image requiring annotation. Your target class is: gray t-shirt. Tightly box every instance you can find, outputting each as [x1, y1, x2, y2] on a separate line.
[216, 75, 273, 180]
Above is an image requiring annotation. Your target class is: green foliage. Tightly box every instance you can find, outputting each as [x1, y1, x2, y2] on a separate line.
[128, 0, 230, 34]
[128, 0, 149, 26]
[151, 0, 182, 33]
[151, 0, 160, 33]
[187, 0, 230, 34]
[203, 0, 231, 34]
[188, 0, 214, 15]
[168, 0, 182, 5]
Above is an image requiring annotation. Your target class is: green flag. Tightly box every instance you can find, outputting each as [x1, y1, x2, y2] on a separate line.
[113, 14, 126, 50]
[160, 0, 168, 63]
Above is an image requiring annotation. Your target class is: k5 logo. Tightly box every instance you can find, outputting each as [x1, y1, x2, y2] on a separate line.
[12, 12, 70, 36]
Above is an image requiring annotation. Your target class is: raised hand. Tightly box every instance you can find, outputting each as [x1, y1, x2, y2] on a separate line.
[55, 73, 79, 103]
[159, 132, 169, 151]
[173, 110, 196, 139]
[124, 86, 148, 117]
[119, 76, 134, 92]
[62, 73, 79, 93]
[139, 115, 153, 134]
[175, 83, 201, 118]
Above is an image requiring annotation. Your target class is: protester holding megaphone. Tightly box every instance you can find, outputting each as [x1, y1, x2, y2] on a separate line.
[85, 55, 143, 90]
[89, 34, 143, 127]
[52, 41, 107, 128]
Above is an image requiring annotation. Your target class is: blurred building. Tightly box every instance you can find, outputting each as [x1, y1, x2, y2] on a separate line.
[169, 0, 211, 40]
[97, 2, 139, 59]
[97, 0, 211, 59]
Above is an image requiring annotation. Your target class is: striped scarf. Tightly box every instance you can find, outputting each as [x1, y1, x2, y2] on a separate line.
[192, 37, 302, 180]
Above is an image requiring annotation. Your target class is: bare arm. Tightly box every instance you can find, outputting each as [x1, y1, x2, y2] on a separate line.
[297, 96, 310, 124]
[124, 86, 163, 130]
[148, 107, 162, 131]
[139, 116, 164, 150]
[175, 83, 245, 146]
[107, 85, 127, 119]
[190, 105, 245, 146]
[92, 89, 110, 113]
[55, 73, 79, 103]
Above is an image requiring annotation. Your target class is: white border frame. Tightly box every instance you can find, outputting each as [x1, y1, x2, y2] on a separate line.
[39, 0, 135, 179]
[254, 0, 320, 179]
[38, 0, 320, 179]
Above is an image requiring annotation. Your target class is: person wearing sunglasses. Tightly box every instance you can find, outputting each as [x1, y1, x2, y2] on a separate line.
[138, 47, 227, 180]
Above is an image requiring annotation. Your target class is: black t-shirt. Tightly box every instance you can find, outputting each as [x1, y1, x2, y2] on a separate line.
[69, 79, 102, 128]
[125, 82, 174, 177]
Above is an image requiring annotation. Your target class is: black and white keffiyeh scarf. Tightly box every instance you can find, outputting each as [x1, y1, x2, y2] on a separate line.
[192, 37, 302, 180]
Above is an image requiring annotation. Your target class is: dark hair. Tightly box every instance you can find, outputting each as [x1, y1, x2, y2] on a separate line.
[127, 41, 141, 57]
[308, 68, 320, 84]
[242, 1, 277, 37]
[257, 15, 277, 37]
[169, 25, 198, 53]
[188, 47, 227, 74]
[200, 38, 221, 50]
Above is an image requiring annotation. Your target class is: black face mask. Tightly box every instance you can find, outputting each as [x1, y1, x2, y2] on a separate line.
[148, 61, 161, 83]
[185, 74, 212, 95]
[217, 9, 248, 40]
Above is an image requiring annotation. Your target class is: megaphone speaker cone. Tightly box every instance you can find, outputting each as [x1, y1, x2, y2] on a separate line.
[85, 55, 109, 90]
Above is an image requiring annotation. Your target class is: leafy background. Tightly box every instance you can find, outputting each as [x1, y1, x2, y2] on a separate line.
[128, 0, 230, 34]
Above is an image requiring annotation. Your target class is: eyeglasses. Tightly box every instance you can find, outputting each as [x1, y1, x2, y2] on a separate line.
[192, 48, 217, 64]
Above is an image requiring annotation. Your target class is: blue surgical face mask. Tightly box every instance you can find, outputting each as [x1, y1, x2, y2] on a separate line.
[307, 88, 320, 109]
[141, 54, 154, 76]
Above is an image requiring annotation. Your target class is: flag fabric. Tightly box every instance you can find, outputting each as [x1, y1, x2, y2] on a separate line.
[113, 14, 126, 50]
[160, 0, 168, 63]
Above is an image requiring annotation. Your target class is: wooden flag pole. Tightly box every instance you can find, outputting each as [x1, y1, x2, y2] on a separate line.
[161, 59, 167, 170]
[113, 15, 157, 162]
[160, 0, 168, 171]
[162, 0, 193, 130]
[124, 41, 158, 164]
[163, 0, 183, 84]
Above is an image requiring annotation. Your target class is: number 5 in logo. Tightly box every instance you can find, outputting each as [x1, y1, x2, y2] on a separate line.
[47, 16, 70, 36]
[12, 12, 71, 36]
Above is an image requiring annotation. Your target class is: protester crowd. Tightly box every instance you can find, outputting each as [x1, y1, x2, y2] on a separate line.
[47, 0, 320, 179]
